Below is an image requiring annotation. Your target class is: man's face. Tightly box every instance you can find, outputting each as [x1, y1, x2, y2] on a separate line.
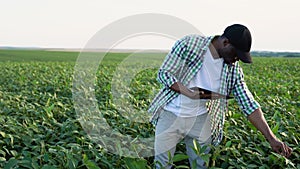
[218, 43, 239, 65]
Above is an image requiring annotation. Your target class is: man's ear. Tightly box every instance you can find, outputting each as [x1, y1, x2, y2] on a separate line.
[223, 38, 230, 46]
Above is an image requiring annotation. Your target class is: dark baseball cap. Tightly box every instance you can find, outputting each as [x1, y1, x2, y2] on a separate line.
[223, 24, 252, 63]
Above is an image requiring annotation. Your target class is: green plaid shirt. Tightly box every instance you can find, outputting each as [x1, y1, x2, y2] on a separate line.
[148, 35, 260, 145]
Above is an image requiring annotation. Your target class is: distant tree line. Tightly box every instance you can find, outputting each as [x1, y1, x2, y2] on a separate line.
[250, 51, 300, 57]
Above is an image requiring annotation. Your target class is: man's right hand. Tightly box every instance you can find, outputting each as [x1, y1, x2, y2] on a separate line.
[170, 82, 226, 100]
[170, 82, 201, 99]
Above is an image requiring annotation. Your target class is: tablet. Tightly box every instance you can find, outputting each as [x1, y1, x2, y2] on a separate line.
[190, 87, 234, 99]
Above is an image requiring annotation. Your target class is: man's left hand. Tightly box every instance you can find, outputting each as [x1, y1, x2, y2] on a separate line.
[269, 138, 292, 158]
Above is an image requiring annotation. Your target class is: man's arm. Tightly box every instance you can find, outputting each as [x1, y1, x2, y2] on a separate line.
[248, 108, 292, 158]
[157, 38, 187, 88]
[170, 82, 201, 99]
[232, 65, 292, 158]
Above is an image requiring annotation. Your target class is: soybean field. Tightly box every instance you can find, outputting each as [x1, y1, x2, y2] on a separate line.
[0, 49, 299, 169]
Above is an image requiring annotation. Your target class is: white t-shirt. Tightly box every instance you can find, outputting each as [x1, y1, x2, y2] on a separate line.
[164, 49, 224, 117]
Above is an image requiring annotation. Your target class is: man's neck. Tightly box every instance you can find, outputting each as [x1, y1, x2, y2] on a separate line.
[209, 36, 223, 59]
[209, 45, 221, 60]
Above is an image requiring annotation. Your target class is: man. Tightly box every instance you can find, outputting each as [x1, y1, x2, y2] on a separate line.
[148, 24, 292, 168]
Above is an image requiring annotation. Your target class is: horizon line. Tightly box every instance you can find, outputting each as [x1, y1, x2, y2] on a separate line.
[1, 46, 300, 53]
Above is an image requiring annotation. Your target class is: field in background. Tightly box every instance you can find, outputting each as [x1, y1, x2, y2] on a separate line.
[0, 49, 299, 168]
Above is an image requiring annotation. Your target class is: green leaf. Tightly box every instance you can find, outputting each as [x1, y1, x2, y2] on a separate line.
[0, 131, 6, 137]
[124, 157, 147, 169]
[271, 122, 280, 134]
[4, 158, 18, 169]
[67, 153, 77, 169]
[225, 141, 232, 147]
[7, 134, 14, 147]
[83, 154, 100, 169]
[280, 132, 288, 138]
[0, 149, 6, 156]
[175, 165, 190, 168]
[200, 154, 210, 166]
[247, 164, 258, 168]
[10, 150, 18, 157]
[167, 151, 172, 163]
[41, 165, 57, 169]
[56, 101, 64, 107]
[0, 157, 6, 162]
[258, 165, 267, 169]
[43, 154, 49, 162]
[192, 139, 199, 154]
[172, 154, 189, 162]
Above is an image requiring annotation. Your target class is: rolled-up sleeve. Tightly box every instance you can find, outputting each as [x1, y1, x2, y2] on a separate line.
[233, 66, 260, 116]
[157, 37, 187, 88]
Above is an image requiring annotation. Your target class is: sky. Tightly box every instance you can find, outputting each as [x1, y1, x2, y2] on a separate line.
[1, 0, 299, 52]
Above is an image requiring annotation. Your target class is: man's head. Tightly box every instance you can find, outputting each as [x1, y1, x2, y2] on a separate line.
[217, 24, 252, 64]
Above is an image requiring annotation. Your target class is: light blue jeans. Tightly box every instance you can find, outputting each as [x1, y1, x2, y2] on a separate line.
[154, 110, 212, 169]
